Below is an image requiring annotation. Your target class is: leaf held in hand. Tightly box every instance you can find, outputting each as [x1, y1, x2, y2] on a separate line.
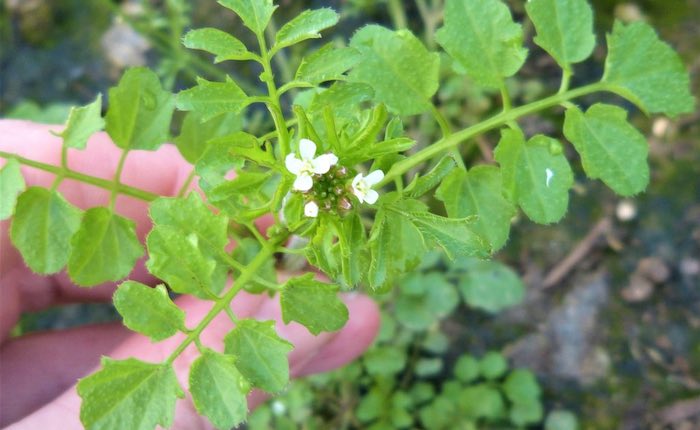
[113, 282, 185, 342]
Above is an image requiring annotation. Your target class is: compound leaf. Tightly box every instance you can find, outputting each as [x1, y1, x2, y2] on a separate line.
[563, 103, 649, 196]
[224, 319, 293, 393]
[190, 350, 250, 430]
[78, 358, 183, 430]
[275, 8, 339, 51]
[280, 274, 348, 335]
[176, 77, 250, 122]
[436, 165, 515, 251]
[56, 94, 105, 149]
[113, 282, 185, 342]
[10, 187, 82, 274]
[174, 111, 243, 164]
[68, 207, 143, 286]
[105, 67, 174, 151]
[218, 0, 276, 35]
[349, 25, 439, 115]
[525, 0, 595, 71]
[183, 28, 253, 62]
[602, 20, 694, 117]
[0, 158, 25, 220]
[436, 0, 527, 88]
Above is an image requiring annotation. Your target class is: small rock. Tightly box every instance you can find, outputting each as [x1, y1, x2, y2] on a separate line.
[637, 257, 670, 284]
[680, 258, 700, 276]
[621, 273, 654, 302]
[101, 21, 150, 70]
[616, 200, 638, 221]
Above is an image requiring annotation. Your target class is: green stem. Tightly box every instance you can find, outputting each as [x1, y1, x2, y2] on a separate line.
[500, 81, 512, 112]
[379, 82, 605, 187]
[109, 150, 130, 211]
[0, 151, 159, 201]
[387, 0, 408, 29]
[558, 69, 572, 94]
[257, 32, 291, 157]
[430, 104, 452, 138]
[165, 234, 285, 365]
[177, 169, 196, 197]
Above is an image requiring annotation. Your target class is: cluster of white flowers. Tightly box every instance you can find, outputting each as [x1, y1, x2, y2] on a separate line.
[285, 138, 384, 218]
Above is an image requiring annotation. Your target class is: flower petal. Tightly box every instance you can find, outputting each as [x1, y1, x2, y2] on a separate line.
[364, 170, 385, 186]
[293, 174, 313, 191]
[352, 173, 363, 188]
[311, 153, 338, 174]
[299, 138, 317, 161]
[364, 189, 379, 204]
[352, 187, 365, 203]
[304, 201, 319, 217]
[285, 154, 304, 175]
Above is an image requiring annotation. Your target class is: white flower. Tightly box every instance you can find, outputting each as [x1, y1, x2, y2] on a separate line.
[304, 201, 319, 218]
[285, 138, 338, 192]
[351, 170, 384, 204]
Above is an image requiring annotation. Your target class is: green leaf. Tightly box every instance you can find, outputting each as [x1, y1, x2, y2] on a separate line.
[10, 187, 82, 274]
[415, 358, 443, 377]
[218, 0, 276, 35]
[176, 76, 250, 122]
[454, 354, 480, 383]
[274, 8, 339, 51]
[182, 28, 253, 62]
[368, 196, 426, 290]
[479, 351, 508, 379]
[306, 82, 374, 124]
[563, 103, 649, 196]
[207, 131, 275, 168]
[189, 350, 250, 430]
[335, 213, 368, 288]
[280, 274, 348, 335]
[363, 346, 407, 376]
[395, 208, 490, 259]
[295, 43, 361, 86]
[0, 158, 25, 220]
[349, 25, 440, 115]
[436, 165, 515, 251]
[602, 20, 694, 117]
[55, 94, 105, 149]
[405, 156, 457, 198]
[503, 369, 541, 403]
[510, 400, 544, 426]
[545, 410, 579, 430]
[436, 0, 527, 88]
[78, 358, 183, 430]
[494, 130, 574, 224]
[113, 282, 185, 342]
[525, 0, 595, 71]
[149, 195, 229, 294]
[68, 207, 144, 286]
[224, 319, 293, 393]
[231, 237, 277, 293]
[456, 257, 525, 313]
[105, 67, 174, 151]
[346, 137, 416, 165]
[395, 272, 458, 331]
[174, 111, 243, 164]
[459, 384, 505, 419]
[195, 139, 246, 190]
[146, 226, 220, 299]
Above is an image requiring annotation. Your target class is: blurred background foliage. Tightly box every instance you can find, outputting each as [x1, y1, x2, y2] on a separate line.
[1, 0, 698, 428]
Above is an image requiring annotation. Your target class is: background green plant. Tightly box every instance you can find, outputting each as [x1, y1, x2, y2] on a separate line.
[0, 0, 687, 428]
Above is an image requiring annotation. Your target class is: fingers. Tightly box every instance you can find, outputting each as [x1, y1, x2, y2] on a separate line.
[0, 120, 192, 340]
[1, 292, 380, 429]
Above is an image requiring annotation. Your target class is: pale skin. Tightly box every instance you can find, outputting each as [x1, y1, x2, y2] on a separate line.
[0, 120, 381, 429]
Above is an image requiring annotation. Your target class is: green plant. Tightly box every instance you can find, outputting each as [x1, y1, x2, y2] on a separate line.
[0, 0, 693, 429]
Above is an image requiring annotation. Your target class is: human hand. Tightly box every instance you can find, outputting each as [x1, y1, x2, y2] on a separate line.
[0, 120, 380, 429]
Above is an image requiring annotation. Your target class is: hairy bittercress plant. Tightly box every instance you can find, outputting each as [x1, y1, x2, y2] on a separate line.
[0, 0, 693, 428]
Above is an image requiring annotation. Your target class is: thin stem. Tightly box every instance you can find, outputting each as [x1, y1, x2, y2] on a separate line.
[225, 306, 238, 324]
[430, 104, 452, 138]
[387, 0, 408, 29]
[177, 169, 196, 197]
[378, 82, 605, 187]
[0, 151, 160, 201]
[165, 234, 286, 365]
[109, 150, 130, 211]
[256, 32, 291, 157]
[500, 81, 512, 112]
[558, 69, 572, 94]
